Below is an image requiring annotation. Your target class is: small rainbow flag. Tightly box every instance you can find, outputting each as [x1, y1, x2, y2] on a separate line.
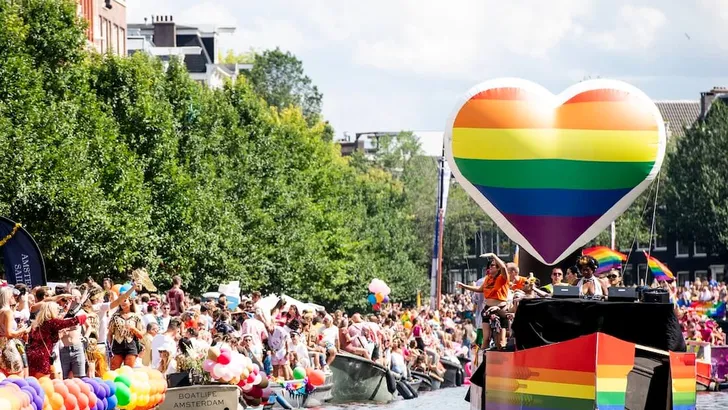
[644, 251, 674, 282]
[583, 246, 627, 274]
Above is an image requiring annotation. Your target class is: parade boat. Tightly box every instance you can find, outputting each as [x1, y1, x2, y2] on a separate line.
[467, 298, 698, 410]
[411, 369, 441, 391]
[686, 341, 728, 392]
[329, 352, 398, 403]
[268, 376, 334, 408]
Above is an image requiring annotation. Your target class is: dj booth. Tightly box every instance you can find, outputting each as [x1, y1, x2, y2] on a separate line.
[511, 298, 686, 352]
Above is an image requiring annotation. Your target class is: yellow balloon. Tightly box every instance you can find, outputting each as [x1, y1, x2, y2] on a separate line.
[102, 371, 118, 381]
[118, 366, 133, 375]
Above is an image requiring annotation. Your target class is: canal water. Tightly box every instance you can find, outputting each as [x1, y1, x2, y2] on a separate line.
[313, 387, 728, 410]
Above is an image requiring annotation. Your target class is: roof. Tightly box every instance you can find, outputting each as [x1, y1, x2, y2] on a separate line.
[654, 100, 700, 138]
[176, 34, 210, 73]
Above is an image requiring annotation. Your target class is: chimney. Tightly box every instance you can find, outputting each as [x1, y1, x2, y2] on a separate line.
[153, 15, 176, 47]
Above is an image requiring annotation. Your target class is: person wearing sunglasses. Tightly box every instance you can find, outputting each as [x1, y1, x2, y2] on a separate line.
[605, 269, 623, 287]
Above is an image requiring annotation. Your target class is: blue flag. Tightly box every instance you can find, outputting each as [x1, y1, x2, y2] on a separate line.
[0, 216, 47, 287]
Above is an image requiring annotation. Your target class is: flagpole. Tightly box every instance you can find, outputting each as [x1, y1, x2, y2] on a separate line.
[610, 221, 616, 250]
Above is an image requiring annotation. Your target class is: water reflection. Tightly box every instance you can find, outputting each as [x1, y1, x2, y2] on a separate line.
[310, 387, 726, 410]
[698, 392, 728, 409]
[314, 386, 470, 410]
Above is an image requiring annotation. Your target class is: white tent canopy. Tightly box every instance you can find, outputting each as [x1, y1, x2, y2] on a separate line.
[256, 293, 325, 315]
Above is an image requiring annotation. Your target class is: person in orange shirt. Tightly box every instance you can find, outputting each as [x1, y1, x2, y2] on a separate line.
[457, 252, 509, 350]
[507, 263, 527, 291]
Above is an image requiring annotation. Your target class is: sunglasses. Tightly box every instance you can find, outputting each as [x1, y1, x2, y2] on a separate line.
[607, 274, 618, 279]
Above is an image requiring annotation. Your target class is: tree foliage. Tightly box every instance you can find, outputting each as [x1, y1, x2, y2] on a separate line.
[244, 48, 323, 126]
[665, 101, 728, 256]
[0, 0, 426, 309]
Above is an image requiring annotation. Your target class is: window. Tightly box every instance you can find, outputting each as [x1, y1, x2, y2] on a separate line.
[677, 271, 690, 286]
[622, 264, 634, 286]
[465, 269, 478, 284]
[636, 241, 649, 251]
[99, 16, 106, 53]
[120, 28, 126, 55]
[676, 241, 689, 257]
[710, 265, 724, 283]
[496, 230, 511, 257]
[637, 263, 648, 285]
[695, 270, 709, 281]
[694, 242, 707, 257]
[653, 233, 668, 251]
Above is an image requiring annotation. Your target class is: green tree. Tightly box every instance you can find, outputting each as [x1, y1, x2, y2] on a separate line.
[0, 0, 434, 311]
[665, 101, 728, 256]
[218, 48, 257, 64]
[244, 48, 323, 126]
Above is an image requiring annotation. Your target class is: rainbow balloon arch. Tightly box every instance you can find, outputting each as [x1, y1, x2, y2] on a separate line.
[0, 366, 167, 410]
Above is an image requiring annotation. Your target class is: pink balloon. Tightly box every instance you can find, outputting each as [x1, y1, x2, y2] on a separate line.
[218, 351, 231, 365]
[203, 359, 216, 373]
[251, 364, 260, 373]
[212, 363, 225, 379]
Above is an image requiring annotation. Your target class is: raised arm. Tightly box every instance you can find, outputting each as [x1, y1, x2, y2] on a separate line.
[109, 281, 136, 310]
[457, 281, 484, 293]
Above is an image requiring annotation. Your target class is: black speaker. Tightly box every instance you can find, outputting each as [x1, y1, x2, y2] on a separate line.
[608, 286, 638, 302]
[551, 286, 580, 299]
[641, 288, 670, 304]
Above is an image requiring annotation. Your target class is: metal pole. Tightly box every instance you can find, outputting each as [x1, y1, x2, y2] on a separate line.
[436, 209, 444, 309]
[610, 221, 616, 250]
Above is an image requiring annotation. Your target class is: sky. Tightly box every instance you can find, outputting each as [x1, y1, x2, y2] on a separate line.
[127, 1, 728, 154]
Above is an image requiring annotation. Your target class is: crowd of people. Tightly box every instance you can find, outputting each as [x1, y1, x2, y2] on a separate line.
[2, 257, 727, 386]
[0, 274, 480, 386]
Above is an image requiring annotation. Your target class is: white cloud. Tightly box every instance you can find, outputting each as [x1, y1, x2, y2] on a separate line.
[587, 5, 667, 51]
[292, 0, 593, 77]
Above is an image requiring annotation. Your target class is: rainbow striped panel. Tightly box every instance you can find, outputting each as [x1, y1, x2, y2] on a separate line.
[670, 352, 697, 410]
[595, 333, 637, 410]
[485, 334, 598, 409]
[447, 79, 665, 265]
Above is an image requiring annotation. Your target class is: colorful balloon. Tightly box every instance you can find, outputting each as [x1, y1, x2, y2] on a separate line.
[445, 78, 666, 265]
[292, 366, 306, 380]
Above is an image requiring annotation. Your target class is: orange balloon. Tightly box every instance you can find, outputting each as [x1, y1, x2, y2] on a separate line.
[309, 369, 326, 387]
[75, 392, 88, 410]
[64, 380, 80, 398]
[63, 393, 77, 410]
[50, 393, 64, 410]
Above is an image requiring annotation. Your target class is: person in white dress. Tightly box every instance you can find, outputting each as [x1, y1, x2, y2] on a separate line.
[576, 255, 609, 300]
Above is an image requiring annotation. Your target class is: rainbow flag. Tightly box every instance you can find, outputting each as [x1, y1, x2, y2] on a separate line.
[644, 251, 674, 282]
[583, 246, 627, 274]
[689, 301, 727, 318]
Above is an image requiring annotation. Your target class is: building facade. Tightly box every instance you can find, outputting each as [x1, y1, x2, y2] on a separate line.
[77, 0, 127, 56]
[127, 15, 251, 89]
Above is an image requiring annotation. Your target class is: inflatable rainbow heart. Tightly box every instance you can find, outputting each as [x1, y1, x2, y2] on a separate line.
[445, 78, 666, 265]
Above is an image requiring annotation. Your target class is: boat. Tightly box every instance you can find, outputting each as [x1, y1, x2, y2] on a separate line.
[440, 357, 464, 387]
[687, 341, 728, 391]
[268, 375, 334, 408]
[411, 370, 434, 391]
[466, 298, 697, 410]
[329, 352, 397, 403]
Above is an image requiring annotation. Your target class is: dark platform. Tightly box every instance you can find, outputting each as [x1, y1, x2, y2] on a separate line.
[511, 298, 686, 352]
